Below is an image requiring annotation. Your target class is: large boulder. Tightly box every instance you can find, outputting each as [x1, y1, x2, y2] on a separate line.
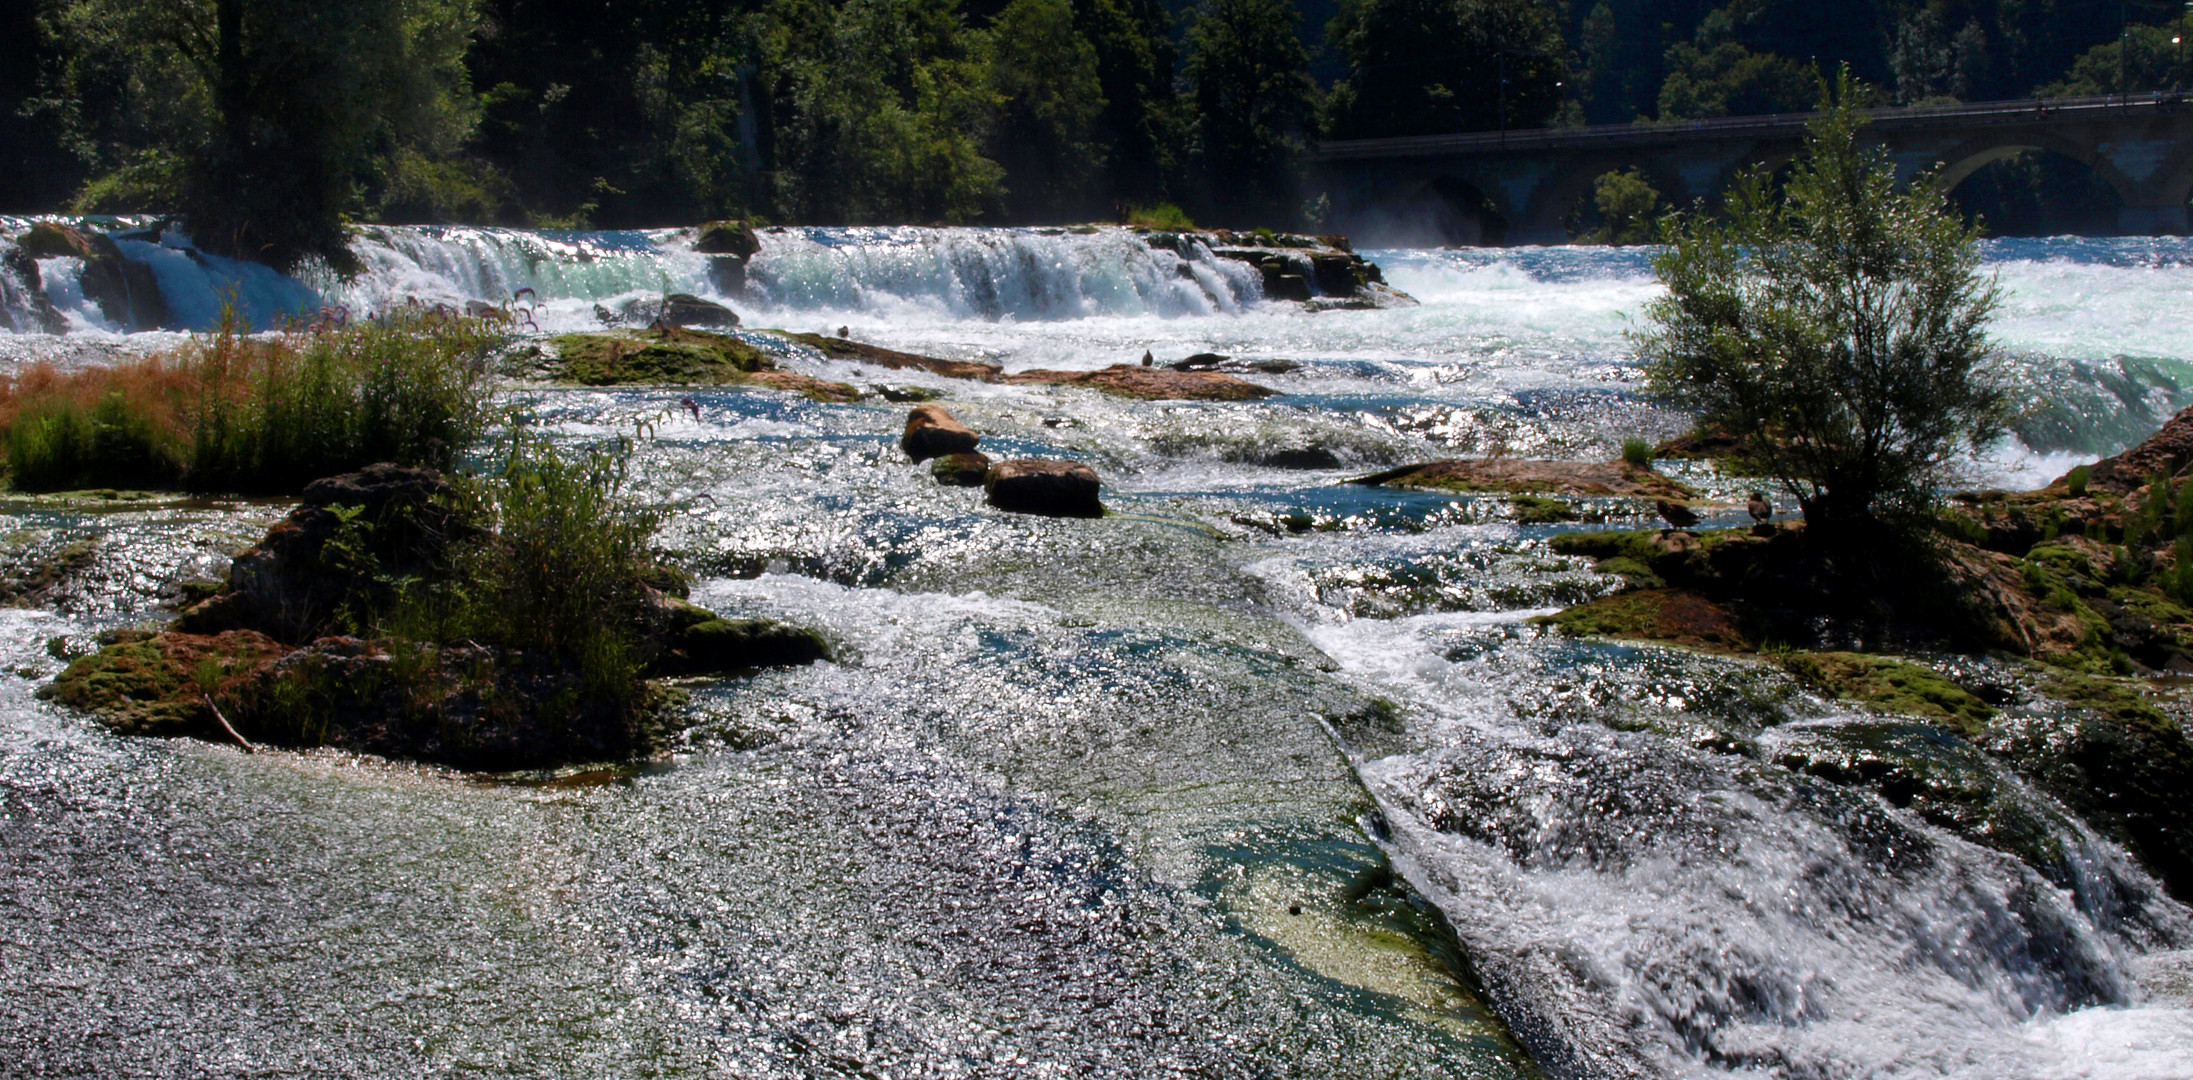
[985, 459, 1104, 518]
[902, 404, 980, 463]
[2086, 403, 2193, 493]
[175, 464, 464, 643]
[693, 220, 762, 259]
[1, 248, 67, 332]
[17, 221, 167, 330]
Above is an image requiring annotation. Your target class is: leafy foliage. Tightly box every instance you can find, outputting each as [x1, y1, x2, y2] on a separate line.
[1183, 0, 1319, 224]
[1325, 0, 1566, 139]
[1637, 73, 2009, 532]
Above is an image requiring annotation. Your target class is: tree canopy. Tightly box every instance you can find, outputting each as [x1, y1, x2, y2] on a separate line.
[2, 0, 2174, 253]
[1638, 74, 2009, 532]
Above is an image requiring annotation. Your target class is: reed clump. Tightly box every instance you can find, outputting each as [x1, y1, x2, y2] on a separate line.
[0, 310, 500, 494]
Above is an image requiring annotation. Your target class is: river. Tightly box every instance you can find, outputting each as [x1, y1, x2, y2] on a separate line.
[2, 221, 2190, 1079]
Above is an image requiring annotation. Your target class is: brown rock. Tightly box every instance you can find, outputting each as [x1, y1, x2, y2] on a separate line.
[692, 220, 761, 258]
[2086, 404, 2193, 493]
[1347, 458, 1696, 500]
[902, 405, 980, 463]
[1003, 364, 1276, 401]
[789, 333, 1005, 381]
[984, 459, 1104, 518]
[932, 451, 992, 486]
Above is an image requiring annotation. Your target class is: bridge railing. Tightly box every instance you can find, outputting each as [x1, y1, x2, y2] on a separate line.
[1308, 92, 2193, 161]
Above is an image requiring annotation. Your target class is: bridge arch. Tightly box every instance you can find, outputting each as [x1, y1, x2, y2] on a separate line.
[1925, 132, 2125, 196]
[1359, 174, 1512, 246]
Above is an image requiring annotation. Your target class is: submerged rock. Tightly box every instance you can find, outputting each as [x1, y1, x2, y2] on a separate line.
[902, 404, 981, 463]
[985, 459, 1104, 518]
[1004, 364, 1277, 401]
[1350, 458, 1695, 499]
[931, 451, 992, 486]
[787, 333, 1006, 381]
[656, 618, 832, 676]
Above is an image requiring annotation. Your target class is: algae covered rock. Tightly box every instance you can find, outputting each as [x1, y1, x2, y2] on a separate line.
[931, 451, 992, 486]
[49, 464, 834, 771]
[42, 629, 290, 737]
[549, 327, 859, 400]
[787, 333, 1006, 381]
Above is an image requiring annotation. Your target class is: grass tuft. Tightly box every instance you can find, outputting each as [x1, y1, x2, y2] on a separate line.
[1, 308, 501, 494]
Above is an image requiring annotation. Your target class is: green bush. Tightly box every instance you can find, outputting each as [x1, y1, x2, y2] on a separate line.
[1621, 437, 1654, 469]
[1127, 203, 1197, 230]
[389, 432, 670, 711]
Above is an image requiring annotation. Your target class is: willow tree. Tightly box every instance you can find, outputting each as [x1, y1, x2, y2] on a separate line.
[41, 0, 485, 270]
[1637, 74, 2008, 535]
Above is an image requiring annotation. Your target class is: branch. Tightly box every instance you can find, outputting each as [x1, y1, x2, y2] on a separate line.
[202, 694, 258, 754]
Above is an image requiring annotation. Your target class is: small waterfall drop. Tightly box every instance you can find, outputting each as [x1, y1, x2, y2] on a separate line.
[741, 226, 1264, 319]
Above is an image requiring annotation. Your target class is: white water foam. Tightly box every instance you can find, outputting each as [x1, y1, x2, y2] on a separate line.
[1302, 609, 2193, 1080]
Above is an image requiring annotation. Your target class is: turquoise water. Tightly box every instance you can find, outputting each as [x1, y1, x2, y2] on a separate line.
[2, 225, 2191, 1078]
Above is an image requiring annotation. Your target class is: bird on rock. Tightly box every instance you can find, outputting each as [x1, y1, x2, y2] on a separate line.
[1656, 499, 1700, 529]
[1141, 349, 1154, 367]
[1748, 491, 1773, 523]
[837, 325, 850, 338]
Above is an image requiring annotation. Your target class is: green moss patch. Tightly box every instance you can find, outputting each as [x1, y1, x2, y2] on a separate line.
[552, 328, 768, 384]
[1533, 588, 1754, 651]
[550, 328, 860, 401]
[1510, 495, 1578, 524]
[1775, 651, 1995, 735]
[42, 629, 290, 736]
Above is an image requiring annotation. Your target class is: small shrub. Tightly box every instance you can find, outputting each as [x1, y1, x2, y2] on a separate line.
[1621, 437, 1654, 469]
[1127, 203, 1196, 230]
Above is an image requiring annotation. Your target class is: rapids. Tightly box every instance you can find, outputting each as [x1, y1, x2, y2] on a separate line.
[2, 221, 2192, 1078]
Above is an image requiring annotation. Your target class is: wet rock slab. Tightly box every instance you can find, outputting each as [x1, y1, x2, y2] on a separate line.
[1350, 457, 1695, 499]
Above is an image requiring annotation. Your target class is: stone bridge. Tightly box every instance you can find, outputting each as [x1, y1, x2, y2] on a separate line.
[1306, 93, 2193, 245]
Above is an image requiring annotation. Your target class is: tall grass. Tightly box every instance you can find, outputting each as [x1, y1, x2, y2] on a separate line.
[0, 309, 501, 494]
[387, 431, 670, 711]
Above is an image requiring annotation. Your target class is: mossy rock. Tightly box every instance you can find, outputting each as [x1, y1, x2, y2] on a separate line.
[40, 630, 290, 736]
[1532, 588, 1754, 651]
[2009, 673, 2193, 900]
[1775, 651, 1995, 735]
[550, 328, 859, 401]
[1510, 496, 1578, 524]
[552, 328, 768, 384]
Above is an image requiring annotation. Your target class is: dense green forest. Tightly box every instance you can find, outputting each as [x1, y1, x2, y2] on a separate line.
[4, 0, 2184, 263]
